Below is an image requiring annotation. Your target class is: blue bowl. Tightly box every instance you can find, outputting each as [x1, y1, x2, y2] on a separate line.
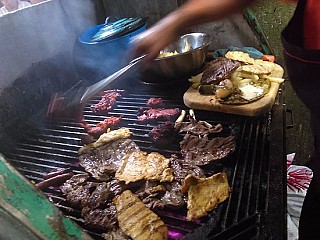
[73, 22, 147, 82]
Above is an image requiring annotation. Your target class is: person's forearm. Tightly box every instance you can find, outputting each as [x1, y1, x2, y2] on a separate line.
[163, 0, 255, 33]
[132, 0, 256, 60]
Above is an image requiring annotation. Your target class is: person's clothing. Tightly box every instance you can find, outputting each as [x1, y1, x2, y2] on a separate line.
[281, 0, 320, 239]
[303, 0, 320, 49]
[0, 1, 31, 15]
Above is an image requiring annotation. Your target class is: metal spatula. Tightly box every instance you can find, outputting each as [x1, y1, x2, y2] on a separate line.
[47, 54, 146, 121]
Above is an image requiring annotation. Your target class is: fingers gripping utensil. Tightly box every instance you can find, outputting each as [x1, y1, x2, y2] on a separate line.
[47, 54, 146, 121]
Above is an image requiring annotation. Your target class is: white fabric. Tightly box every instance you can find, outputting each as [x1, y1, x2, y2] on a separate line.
[286, 153, 313, 240]
[0, 1, 31, 15]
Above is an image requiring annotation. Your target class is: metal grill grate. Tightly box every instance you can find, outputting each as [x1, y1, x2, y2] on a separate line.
[4, 91, 270, 240]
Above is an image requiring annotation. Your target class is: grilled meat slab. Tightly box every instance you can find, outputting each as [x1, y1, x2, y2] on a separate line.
[79, 138, 139, 181]
[61, 174, 126, 231]
[78, 128, 132, 155]
[200, 57, 241, 85]
[170, 157, 205, 184]
[149, 121, 177, 147]
[115, 151, 174, 184]
[114, 190, 168, 240]
[180, 134, 236, 165]
[181, 172, 230, 221]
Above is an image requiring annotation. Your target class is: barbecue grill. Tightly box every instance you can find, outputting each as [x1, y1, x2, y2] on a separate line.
[0, 70, 286, 239]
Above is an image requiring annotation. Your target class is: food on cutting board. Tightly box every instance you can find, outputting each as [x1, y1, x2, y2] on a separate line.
[190, 50, 284, 104]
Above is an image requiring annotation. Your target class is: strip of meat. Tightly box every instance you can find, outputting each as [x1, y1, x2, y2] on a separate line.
[180, 134, 236, 165]
[114, 190, 168, 240]
[80, 115, 122, 137]
[137, 108, 181, 122]
[35, 172, 74, 190]
[115, 151, 174, 184]
[43, 167, 72, 180]
[181, 172, 230, 221]
[90, 90, 121, 113]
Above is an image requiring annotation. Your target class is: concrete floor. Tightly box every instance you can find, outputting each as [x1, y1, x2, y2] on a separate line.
[251, 0, 313, 166]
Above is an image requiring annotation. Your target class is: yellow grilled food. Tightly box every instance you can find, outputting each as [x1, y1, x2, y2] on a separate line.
[114, 190, 168, 240]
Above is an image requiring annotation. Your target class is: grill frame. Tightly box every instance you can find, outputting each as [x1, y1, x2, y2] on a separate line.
[2, 76, 286, 239]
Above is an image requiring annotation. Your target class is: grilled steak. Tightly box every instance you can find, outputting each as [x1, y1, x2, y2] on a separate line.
[102, 228, 131, 240]
[180, 134, 236, 165]
[115, 150, 174, 184]
[114, 190, 168, 240]
[161, 181, 186, 209]
[137, 108, 181, 122]
[79, 138, 139, 181]
[61, 174, 126, 231]
[170, 157, 205, 183]
[136, 181, 167, 209]
[200, 57, 241, 85]
[149, 121, 177, 147]
[176, 117, 223, 136]
[78, 128, 138, 181]
[60, 173, 92, 208]
[78, 128, 132, 155]
[82, 205, 117, 231]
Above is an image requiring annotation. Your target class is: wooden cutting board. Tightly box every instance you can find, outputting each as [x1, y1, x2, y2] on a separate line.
[183, 63, 284, 117]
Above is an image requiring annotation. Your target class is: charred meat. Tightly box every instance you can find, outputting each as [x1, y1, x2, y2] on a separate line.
[180, 134, 236, 165]
[149, 121, 177, 147]
[170, 156, 205, 184]
[61, 174, 126, 231]
[176, 116, 223, 136]
[79, 138, 139, 181]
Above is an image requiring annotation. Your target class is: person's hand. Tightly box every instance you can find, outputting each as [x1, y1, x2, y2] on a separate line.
[130, 16, 181, 63]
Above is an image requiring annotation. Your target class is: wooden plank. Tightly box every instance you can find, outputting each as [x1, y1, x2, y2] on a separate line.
[183, 63, 284, 117]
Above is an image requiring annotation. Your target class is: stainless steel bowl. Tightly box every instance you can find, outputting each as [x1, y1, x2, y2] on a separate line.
[142, 32, 211, 83]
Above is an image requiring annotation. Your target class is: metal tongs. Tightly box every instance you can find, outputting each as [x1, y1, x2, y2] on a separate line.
[47, 54, 147, 121]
